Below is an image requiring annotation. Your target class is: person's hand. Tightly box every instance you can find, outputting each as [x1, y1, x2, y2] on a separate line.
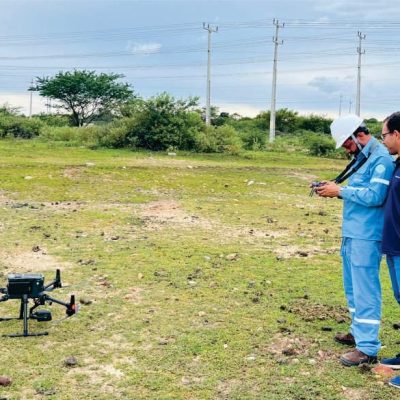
[315, 181, 341, 198]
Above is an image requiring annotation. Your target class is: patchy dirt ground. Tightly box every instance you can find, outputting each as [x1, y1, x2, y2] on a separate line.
[138, 200, 214, 230]
[286, 298, 349, 323]
[0, 249, 72, 274]
[266, 333, 339, 365]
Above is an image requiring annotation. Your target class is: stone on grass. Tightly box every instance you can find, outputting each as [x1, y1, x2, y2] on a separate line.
[79, 297, 92, 306]
[0, 376, 11, 386]
[63, 356, 78, 367]
[371, 364, 395, 378]
[225, 253, 239, 261]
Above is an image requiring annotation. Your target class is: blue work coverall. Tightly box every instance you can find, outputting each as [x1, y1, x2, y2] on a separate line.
[339, 137, 394, 356]
[382, 159, 400, 307]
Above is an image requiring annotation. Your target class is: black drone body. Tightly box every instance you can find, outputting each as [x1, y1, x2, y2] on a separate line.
[0, 269, 77, 337]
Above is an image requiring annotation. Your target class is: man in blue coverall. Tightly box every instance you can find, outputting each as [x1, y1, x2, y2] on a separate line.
[316, 114, 394, 366]
[375, 112, 400, 388]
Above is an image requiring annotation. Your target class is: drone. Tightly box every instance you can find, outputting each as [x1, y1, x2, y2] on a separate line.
[0, 269, 77, 337]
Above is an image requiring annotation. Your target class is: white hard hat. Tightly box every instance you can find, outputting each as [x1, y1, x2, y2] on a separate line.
[330, 114, 364, 149]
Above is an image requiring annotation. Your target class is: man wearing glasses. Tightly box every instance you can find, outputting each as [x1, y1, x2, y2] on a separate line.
[376, 112, 400, 389]
[316, 115, 394, 367]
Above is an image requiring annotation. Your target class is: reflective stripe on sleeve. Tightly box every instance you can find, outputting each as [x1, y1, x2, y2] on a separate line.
[354, 317, 380, 325]
[371, 178, 390, 185]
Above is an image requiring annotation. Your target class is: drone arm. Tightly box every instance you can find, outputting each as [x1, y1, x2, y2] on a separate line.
[42, 294, 77, 316]
[43, 269, 62, 291]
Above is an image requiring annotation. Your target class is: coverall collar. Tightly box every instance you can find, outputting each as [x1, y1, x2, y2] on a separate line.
[359, 136, 377, 158]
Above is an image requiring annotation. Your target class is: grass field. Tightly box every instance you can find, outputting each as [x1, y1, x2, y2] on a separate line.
[0, 139, 398, 399]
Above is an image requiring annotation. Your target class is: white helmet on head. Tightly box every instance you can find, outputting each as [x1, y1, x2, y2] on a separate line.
[330, 114, 364, 149]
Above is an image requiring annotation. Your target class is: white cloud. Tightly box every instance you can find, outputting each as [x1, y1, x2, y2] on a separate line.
[308, 75, 355, 95]
[217, 102, 262, 118]
[309, 0, 399, 18]
[126, 41, 162, 55]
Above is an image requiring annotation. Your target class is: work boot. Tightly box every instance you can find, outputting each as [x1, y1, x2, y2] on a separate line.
[340, 349, 378, 367]
[380, 353, 400, 370]
[334, 332, 355, 346]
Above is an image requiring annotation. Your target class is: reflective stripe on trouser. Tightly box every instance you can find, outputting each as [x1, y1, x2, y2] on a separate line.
[341, 237, 382, 356]
[387, 255, 400, 304]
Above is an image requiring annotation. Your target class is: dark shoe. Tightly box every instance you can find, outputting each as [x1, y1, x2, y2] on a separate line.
[381, 354, 400, 370]
[334, 332, 355, 346]
[389, 376, 400, 388]
[340, 349, 378, 367]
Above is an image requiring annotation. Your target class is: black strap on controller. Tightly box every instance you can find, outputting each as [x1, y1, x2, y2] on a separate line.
[333, 140, 378, 184]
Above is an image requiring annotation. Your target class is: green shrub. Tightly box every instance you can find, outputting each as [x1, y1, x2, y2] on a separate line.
[41, 125, 101, 146]
[34, 113, 72, 127]
[194, 125, 242, 154]
[130, 94, 203, 151]
[96, 118, 139, 149]
[0, 115, 44, 138]
[303, 133, 336, 156]
[239, 129, 266, 151]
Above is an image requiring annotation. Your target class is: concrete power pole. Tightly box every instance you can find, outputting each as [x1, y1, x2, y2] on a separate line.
[29, 79, 33, 118]
[356, 31, 366, 116]
[203, 23, 218, 126]
[269, 19, 284, 143]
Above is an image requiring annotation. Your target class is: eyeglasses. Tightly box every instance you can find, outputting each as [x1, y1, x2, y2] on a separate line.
[381, 131, 394, 140]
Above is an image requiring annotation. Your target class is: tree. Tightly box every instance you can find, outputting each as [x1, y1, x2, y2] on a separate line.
[31, 70, 135, 126]
[123, 92, 203, 151]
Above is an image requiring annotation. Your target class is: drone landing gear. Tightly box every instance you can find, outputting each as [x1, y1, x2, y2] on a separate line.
[0, 295, 49, 337]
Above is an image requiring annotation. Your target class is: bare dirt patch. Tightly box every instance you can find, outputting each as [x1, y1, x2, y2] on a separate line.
[0, 250, 72, 274]
[342, 387, 369, 400]
[136, 200, 291, 245]
[62, 167, 83, 179]
[125, 157, 204, 169]
[273, 244, 339, 259]
[265, 333, 340, 364]
[215, 378, 242, 400]
[138, 200, 214, 230]
[123, 287, 144, 304]
[287, 299, 349, 323]
[286, 171, 318, 182]
[267, 334, 315, 359]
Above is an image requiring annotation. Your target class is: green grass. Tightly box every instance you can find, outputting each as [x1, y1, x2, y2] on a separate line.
[0, 139, 397, 399]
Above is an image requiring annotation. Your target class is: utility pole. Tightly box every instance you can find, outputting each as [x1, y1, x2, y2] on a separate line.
[203, 22, 218, 126]
[356, 31, 366, 116]
[29, 79, 33, 118]
[339, 94, 343, 116]
[269, 19, 284, 143]
[349, 99, 353, 114]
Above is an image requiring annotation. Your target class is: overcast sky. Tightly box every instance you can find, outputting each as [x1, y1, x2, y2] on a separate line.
[0, 0, 399, 120]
